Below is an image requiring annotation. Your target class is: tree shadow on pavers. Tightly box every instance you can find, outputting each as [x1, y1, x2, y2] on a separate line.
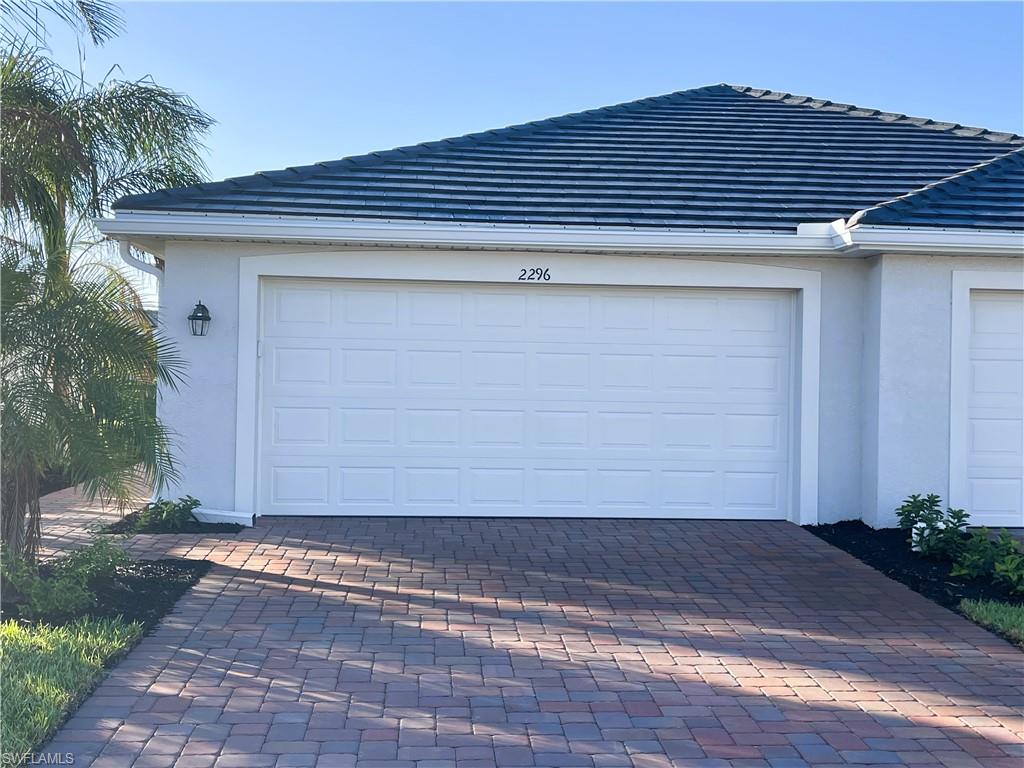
[48, 550, 1023, 768]
[219, 560, 1021, 699]
[256, 516, 1020, 651]
[58, 517, 1019, 766]
[221, 516, 1023, 705]
[153, 559, 1023, 764]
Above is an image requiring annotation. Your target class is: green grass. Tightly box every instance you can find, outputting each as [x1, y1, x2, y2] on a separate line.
[960, 599, 1024, 647]
[0, 618, 143, 764]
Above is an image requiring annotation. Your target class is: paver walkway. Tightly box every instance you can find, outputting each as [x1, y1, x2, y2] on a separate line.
[38, 480, 150, 559]
[38, 513, 1022, 768]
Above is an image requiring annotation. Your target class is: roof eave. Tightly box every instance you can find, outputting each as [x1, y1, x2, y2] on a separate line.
[95, 211, 847, 256]
[846, 224, 1024, 256]
[96, 211, 1023, 258]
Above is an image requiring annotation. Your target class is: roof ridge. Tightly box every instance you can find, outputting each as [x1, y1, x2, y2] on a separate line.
[115, 84, 731, 208]
[848, 146, 1024, 226]
[729, 84, 1023, 145]
[113, 82, 1024, 211]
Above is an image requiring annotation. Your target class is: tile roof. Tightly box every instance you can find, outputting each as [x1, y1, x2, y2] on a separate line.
[850, 147, 1024, 231]
[114, 83, 1024, 232]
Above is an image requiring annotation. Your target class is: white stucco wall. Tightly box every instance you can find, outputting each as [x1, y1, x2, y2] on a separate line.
[151, 240, 1018, 526]
[157, 242, 302, 510]
[865, 254, 1023, 528]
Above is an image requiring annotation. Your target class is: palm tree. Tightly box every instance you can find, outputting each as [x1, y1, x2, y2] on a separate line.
[0, 239, 184, 556]
[1, 0, 124, 47]
[1, 38, 213, 558]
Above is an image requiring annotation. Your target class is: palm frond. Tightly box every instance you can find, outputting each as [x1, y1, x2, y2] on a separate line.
[0, 0, 123, 46]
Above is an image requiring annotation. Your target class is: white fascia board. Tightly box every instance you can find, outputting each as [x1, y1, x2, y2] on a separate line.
[96, 211, 1024, 257]
[96, 211, 838, 255]
[847, 225, 1024, 256]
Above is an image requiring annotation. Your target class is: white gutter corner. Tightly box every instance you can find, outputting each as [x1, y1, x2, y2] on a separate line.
[796, 219, 854, 250]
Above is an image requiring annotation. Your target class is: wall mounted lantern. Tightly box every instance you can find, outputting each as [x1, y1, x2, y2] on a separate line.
[188, 300, 211, 336]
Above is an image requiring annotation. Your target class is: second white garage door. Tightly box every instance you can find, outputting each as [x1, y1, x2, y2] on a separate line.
[258, 279, 795, 519]
[964, 290, 1024, 527]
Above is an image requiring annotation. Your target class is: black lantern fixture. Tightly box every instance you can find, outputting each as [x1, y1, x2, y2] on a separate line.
[188, 300, 211, 336]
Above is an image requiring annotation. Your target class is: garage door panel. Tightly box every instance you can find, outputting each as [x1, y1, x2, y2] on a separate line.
[259, 461, 789, 518]
[261, 402, 789, 459]
[265, 347, 792, 403]
[259, 280, 795, 519]
[965, 290, 1023, 527]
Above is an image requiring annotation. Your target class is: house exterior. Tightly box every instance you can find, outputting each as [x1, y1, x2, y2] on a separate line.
[99, 84, 1024, 529]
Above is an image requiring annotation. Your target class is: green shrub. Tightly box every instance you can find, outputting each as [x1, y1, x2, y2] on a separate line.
[1, 557, 93, 622]
[994, 551, 1024, 595]
[0, 617, 143, 763]
[952, 528, 999, 578]
[2, 539, 132, 622]
[896, 493, 943, 529]
[952, 529, 1020, 581]
[896, 494, 970, 559]
[135, 495, 200, 532]
[54, 537, 130, 583]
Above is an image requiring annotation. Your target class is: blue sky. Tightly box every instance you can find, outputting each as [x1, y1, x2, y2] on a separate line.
[50, 1, 1024, 184]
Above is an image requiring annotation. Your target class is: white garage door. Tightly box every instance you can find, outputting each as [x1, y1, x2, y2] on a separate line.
[258, 279, 795, 519]
[965, 290, 1024, 527]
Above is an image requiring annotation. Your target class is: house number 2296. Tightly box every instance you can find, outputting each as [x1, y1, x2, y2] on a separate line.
[518, 267, 551, 281]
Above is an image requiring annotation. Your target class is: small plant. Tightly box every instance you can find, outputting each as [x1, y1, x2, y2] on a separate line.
[55, 537, 131, 582]
[952, 528, 999, 579]
[896, 493, 943, 529]
[1, 556, 93, 622]
[136, 496, 201, 532]
[995, 551, 1024, 596]
[896, 494, 969, 559]
[932, 507, 970, 559]
[1, 539, 133, 622]
[952, 529, 1020, 580]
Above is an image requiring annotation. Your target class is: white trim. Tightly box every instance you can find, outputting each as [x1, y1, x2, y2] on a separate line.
[193, 507, 254, 526]
[97, 211, 1024, 257]
[232, 249, 821, 525]
[850, 226, 1024, 257]
[948, 269, 1024, 513]
[100, 211, 839, 254]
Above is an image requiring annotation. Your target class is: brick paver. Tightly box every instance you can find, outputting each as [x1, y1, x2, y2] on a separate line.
[41, 517, 1023, 767]
[38, 480, 150, 559]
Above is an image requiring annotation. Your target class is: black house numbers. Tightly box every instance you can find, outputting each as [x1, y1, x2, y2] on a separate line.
[518, 267, 551, 281]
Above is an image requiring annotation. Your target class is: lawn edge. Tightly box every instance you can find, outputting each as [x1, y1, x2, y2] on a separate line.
[804, 524, 1024, 650]
[4, 557, 212, 763]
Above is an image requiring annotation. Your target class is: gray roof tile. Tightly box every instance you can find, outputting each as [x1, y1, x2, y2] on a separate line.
[113, 84, 1024, 232]
[851, 148, 1024, 230]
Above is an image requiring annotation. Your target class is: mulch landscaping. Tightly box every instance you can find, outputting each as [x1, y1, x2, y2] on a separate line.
[805, 520, 1024, 612]
[2, 557, 212, 764]
[2, 559, 211, 628]
[103, 510, 243, 535]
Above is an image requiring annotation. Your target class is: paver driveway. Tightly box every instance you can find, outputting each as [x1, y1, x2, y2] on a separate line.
[46, 518, 1022, 768]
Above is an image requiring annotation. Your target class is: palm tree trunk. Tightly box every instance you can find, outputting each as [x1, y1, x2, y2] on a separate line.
[1, 456, 42, 561]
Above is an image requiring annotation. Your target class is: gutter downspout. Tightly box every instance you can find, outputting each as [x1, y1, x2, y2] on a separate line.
[118, 240, 163, 284]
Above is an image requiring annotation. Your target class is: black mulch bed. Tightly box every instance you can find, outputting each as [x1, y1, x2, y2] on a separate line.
[2, 559, 211, 628]
[103, 510, 244, 535]
[805, 520, 1024, 612]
